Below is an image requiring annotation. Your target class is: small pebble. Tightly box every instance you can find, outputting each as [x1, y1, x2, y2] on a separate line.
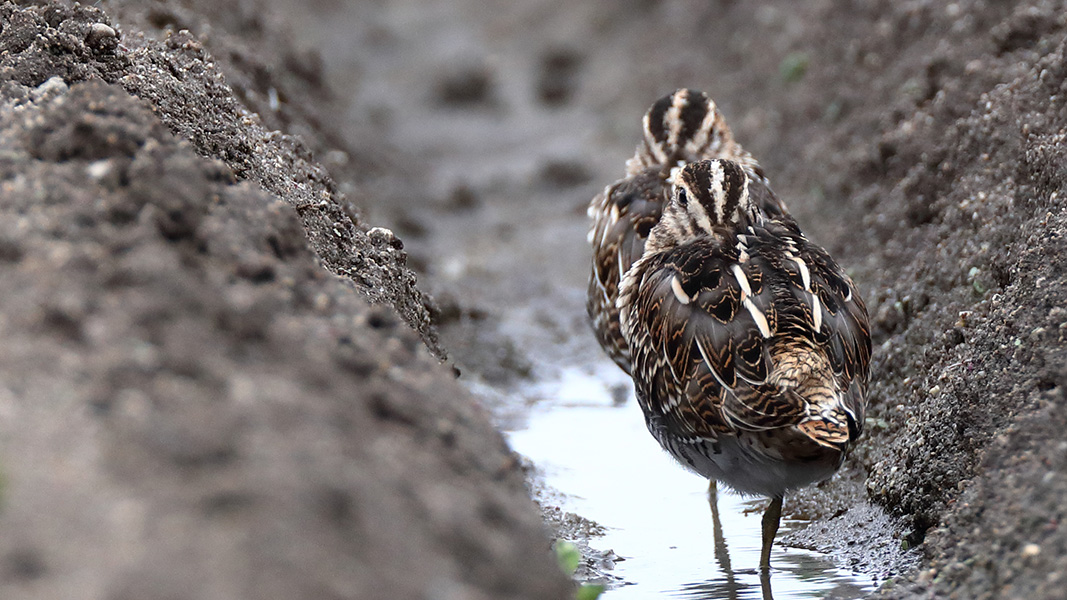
[368, 227, 403, 250]
[85, 23, 119, 52]
[1022, 543, 1041, 557]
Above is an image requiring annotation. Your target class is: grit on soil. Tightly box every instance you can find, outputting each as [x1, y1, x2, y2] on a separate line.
[2, 0, 1067, 599]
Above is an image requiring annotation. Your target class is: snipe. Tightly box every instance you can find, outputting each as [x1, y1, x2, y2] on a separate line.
[588, 90, 872, 570]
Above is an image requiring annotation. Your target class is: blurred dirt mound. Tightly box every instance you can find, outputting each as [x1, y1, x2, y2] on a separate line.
[0, 2, 569, 599]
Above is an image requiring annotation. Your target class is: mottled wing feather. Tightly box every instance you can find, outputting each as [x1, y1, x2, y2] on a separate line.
[587, 169, 668, 373]
[741, 220, 870, 438]
[796, 241, 871, 426]
[624, 218, 870, 442]
[627, 237, 764, 438]
[743, 217, 871, 384]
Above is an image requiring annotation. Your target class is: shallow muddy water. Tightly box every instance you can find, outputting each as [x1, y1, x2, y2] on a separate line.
[504, 364, 878, 599]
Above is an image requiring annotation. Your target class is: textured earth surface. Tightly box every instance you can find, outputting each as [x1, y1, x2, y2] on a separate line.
[3, 0, 1067, 599]
[0, 2, 570, 599]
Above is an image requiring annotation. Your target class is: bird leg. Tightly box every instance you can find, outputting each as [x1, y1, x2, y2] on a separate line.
[759, 495, 783, 571]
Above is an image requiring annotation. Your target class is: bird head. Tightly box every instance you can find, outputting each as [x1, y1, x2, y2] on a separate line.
[638, 89, 730, 167]
[646, 159, 752, 251]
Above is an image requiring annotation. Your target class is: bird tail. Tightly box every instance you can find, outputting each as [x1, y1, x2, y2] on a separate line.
[770, 344, 863, 450]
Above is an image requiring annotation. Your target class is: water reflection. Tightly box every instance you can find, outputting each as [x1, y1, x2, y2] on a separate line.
[675, 482, 772, 600]
[504, 365, 876, 600]
[707, 483, 741, 599]
[672, 528, 868, 600]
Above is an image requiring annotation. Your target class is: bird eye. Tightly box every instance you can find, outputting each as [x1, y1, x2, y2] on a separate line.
[676, 188, 688, 207]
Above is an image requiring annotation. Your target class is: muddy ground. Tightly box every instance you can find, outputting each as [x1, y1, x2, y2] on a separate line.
[2, 0, 1067, 598]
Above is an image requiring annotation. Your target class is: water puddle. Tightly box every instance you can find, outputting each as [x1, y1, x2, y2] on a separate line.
[503, 363, 878, 599]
